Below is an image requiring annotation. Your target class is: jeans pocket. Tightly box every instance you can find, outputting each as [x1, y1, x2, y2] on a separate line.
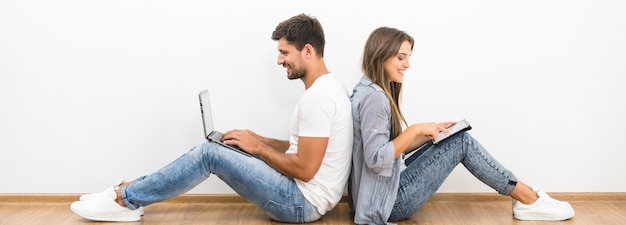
[262, 200, 303, 223]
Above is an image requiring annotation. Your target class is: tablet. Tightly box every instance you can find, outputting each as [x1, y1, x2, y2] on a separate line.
[432, 119, 472, 145]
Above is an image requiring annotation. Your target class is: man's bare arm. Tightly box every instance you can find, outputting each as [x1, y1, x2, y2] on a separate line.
[255, 137, 327, 181]
[251, 131, 290, 153]
[222, 130, 327, 181]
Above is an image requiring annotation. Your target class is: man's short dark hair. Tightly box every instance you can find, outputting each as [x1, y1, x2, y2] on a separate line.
[271, 13, 325, 57]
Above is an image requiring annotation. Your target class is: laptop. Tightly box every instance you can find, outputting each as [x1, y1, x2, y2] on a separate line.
[198, 89, 252, 157]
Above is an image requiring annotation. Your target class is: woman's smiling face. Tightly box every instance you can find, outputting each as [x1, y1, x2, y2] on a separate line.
[383, 40, 412, 83]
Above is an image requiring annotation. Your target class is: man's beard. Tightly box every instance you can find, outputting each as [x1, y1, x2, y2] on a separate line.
[288, 68, 306, 80]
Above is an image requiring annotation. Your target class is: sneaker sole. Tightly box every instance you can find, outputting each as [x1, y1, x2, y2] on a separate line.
[70, 203, 141, 222]
[514, 211, 575, 221]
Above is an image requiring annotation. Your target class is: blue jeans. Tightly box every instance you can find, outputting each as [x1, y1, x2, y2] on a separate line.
[388, 132, 518, 221]
[119, 142, 322, 223]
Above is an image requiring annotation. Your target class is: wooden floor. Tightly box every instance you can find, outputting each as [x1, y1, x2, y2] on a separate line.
[1, 193, 625, 225]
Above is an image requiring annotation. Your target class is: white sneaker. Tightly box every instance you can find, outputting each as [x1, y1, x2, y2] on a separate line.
[513, 187, 575, 221]
[79, 179, 144, 216]
[70, 198, 142, 222]
[79, 179, 122, 201]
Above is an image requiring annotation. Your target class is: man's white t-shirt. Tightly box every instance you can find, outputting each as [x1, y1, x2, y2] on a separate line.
[285, 74, 353, 215]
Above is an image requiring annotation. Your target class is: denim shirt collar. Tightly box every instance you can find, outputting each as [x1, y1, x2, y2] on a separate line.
[357, 75, 383, 92]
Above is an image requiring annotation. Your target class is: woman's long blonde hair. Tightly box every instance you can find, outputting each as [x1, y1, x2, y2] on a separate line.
[361, 27, 415, 139]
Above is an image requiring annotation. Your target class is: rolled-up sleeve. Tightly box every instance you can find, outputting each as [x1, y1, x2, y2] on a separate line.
[358, 90, 396, 177]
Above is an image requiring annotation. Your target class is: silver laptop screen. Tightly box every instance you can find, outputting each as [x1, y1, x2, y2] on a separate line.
[198, 89, 214, 139]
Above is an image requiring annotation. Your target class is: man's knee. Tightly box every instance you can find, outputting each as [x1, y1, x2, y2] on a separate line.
[187, 142, 220, 162]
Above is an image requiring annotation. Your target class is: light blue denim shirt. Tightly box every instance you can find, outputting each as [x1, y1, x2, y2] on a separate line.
[348, 76, 405, 225]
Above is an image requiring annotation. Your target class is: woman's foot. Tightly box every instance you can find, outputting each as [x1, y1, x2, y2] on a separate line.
[512, 186, 575, 221]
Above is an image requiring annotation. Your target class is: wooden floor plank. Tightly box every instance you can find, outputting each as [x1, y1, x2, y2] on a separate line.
[1, 193, 625, 225]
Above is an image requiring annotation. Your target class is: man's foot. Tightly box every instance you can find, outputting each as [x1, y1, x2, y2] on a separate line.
[78, 179, 144, 216]
[513, 187, 575, 221]
[70, 197, 142, 222]
[79, 179, 122, 201]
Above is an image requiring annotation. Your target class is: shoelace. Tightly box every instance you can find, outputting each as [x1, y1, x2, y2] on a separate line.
[536, 193, 570, 208]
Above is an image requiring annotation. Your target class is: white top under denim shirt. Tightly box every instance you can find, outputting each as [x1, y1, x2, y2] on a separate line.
[348, 76, 406, 225]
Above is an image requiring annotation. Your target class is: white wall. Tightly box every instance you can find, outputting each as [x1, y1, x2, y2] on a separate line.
[1, 0, 624, 194]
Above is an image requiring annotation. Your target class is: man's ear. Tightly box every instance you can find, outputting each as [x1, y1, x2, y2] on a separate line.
[303, 44, 314, 57]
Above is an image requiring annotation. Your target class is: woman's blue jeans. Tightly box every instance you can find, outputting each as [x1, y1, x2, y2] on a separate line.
[388, 132, 518, 221]
[119, 141, 322, 223]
